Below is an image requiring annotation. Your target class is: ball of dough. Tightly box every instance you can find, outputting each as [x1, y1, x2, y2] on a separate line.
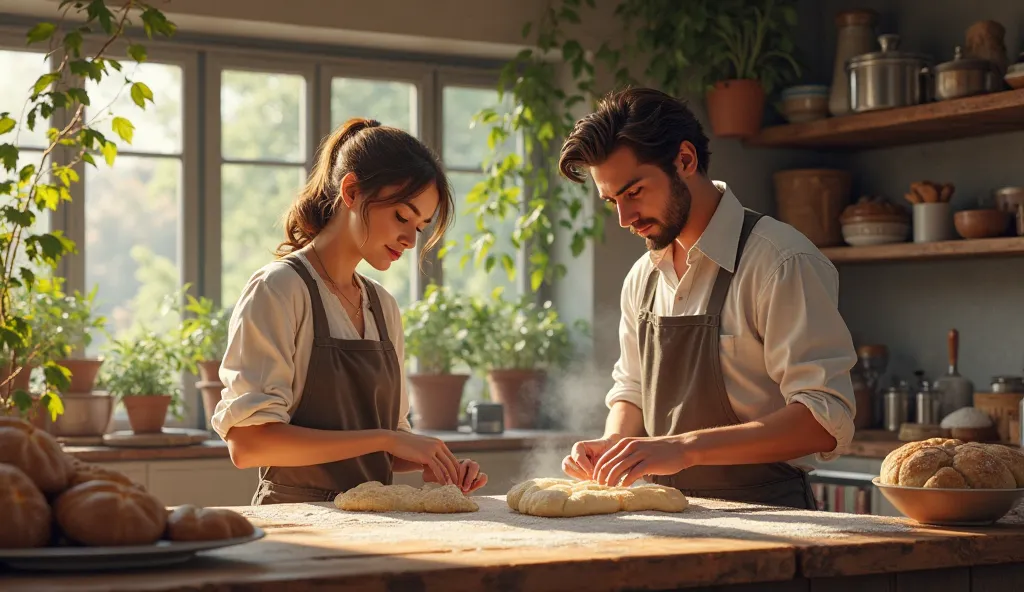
[333, 481, 479, 513]
[880, 439, 1020, 489]
[55, 480, 167, 546]
[506, 478, 688, 517]
[0, 416, 72, 494]
[0, 463, 52, 548]
[166, 505, 255, 541]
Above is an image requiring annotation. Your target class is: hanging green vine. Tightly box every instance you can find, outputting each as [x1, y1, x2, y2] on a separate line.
[453, 0, 801, 291]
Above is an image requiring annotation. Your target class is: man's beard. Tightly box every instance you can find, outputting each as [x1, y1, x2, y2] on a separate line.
[631, 174, 691, 251]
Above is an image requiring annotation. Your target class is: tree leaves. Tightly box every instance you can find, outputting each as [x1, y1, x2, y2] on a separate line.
[26, 22, 57, 44]
[101, 141, 117, 166]
[111, 116, 134, 144]
[0, 144, 18, 171]
[130, 81, 154, 109]
[0, 115, 15, 135]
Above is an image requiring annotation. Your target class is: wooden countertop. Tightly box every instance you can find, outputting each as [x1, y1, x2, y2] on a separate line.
[61, 429, 581, 463]
[845, 429, 905, 459]
[4, 496, 1024, 591]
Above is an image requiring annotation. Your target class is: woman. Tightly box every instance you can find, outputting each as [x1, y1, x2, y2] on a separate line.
[211, 117, 488, 505]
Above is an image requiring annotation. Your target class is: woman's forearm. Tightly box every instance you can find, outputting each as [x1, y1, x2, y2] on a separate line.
[225, 423, 392, 469]
[392, 458, 426, 473]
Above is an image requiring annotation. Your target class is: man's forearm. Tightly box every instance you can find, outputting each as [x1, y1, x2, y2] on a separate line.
[680, 402, 838, 466]
[603, 400, 647, 440]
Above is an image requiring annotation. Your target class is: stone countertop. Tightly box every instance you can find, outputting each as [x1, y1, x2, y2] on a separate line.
[5, 497, 1024, 591]
[61, 429, 582, 463]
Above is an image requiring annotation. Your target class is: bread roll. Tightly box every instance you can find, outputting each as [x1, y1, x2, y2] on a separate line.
[166, 505, 256, 542]
[0, 463, 52, 548]
[55, 480, 167, 546]
[880, 439, 1023, 489]
[66, 457, 141, 490]
[0, 416, 71, 494]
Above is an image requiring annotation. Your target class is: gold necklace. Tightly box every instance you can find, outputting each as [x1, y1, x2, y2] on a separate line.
[310, 243, 362, 318]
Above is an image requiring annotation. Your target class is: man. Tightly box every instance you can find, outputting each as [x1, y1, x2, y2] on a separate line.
[557, 87, 858, 509]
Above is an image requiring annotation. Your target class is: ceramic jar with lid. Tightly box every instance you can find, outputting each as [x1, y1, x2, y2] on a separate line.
[839, 196, 910, 246]
[933, 45, 1000, 100]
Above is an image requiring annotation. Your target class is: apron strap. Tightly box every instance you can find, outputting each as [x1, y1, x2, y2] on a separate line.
[282, 254, 331, 341]
[639, 266, 660, 315]
[706, 209, 764, 316]
[359, 276, 391, 343]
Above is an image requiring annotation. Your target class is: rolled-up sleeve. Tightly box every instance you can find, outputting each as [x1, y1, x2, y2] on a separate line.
[211, 272, 300, 439]
[605, 264, 644, 411]
[757, 253, 857, 461]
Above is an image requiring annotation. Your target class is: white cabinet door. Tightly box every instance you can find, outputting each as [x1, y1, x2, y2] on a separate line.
[146, 459, 259, 507]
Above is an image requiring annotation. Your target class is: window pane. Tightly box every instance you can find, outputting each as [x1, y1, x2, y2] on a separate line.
[86, 61, 182, 154]
[356, 256, 413, 311]
[221, 70, 305, 163]
[442, 86, 516, 169]
[0, 49, 51, 149]
[331, 78, 416, 135]
[85, 156, 181, 354]
[441, 172, 517, 299]
[221, 164, 305, 306]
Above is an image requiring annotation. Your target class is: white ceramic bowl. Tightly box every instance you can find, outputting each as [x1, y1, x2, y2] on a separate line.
[873, 477, 1024, 526]
[841, 221, 909, 246]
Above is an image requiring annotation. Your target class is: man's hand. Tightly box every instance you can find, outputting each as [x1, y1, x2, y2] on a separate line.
[591, 435, 694, 487]
[561, 435, 621, 480]
[424, 458, 488, 494]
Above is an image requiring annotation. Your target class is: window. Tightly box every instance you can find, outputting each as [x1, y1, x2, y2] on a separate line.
[440, 85, 521, 299]
[84, 61, 184, 353]
[331, 77, 419, 308]
[219, 69, 307, 307]
[1, 49, 52, 275]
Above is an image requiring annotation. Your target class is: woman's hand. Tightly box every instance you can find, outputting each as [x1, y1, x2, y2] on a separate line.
[386, 431, 460, 486]
[424, 458, 488, 494]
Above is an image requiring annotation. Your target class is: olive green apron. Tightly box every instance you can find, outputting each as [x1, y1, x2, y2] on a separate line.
[639, 209, 817, 509]
[252, 255, 400, 504]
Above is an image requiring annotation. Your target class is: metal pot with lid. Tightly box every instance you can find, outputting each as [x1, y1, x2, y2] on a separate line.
[933, 45, 1000, 101]
[847, 33, 932, 112]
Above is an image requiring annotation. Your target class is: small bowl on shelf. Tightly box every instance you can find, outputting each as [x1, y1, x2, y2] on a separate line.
[841, 221, 910, 246]
[953, 208, 1011, 239]
[780, 85, 829, 123]
[872, 477, 1024, 526]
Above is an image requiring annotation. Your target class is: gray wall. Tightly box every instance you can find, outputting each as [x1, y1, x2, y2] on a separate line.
[555, 0, 1024, 433]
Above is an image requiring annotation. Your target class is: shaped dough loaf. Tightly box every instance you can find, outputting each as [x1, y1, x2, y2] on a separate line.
[507, 478, 688, 517]
[333, 481, 478, 513]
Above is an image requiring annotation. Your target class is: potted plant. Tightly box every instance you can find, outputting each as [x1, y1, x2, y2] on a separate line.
[703, 0, 802, 137]
[464, 297, 574, 430]
[401, 284, 474, 431]
[98, 332, 183, 434]
[173, 288, 231, 427]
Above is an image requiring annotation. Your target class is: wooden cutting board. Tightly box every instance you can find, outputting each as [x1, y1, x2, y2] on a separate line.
[101, 428, 210, 448]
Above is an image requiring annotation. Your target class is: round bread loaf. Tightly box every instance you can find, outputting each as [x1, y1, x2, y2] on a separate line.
[880, 438, 1022, 489]
[165, 504, 255, 541]
[0, 463, 52, 548]
[0, 416, 71, 494]
[55, 480, 167, 546]
[66, 458, 141, 490]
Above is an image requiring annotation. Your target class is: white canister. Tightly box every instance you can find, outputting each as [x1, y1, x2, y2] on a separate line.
[912, 202, 953, 242]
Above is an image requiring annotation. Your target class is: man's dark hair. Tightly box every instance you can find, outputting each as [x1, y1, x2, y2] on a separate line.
[558, 87, 711, 184]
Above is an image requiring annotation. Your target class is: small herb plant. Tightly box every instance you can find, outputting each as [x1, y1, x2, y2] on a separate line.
[401, 283, 473, 375]
[97, 331, 183, 419]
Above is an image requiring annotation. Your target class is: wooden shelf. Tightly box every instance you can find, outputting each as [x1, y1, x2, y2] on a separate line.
[745, 88, 1024, 150]
[820, 236, 1024, 264]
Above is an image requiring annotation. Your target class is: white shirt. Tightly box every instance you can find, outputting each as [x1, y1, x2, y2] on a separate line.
[606, 182, 858, 461]
[210, 251, 411, 439]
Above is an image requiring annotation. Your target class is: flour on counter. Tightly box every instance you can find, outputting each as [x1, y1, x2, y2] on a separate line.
[235, 495, 912, 550]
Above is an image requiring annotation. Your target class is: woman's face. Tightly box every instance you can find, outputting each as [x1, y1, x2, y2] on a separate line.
[350, 182, 440, 271]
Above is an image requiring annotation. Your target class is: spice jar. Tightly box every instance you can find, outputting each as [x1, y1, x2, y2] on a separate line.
[884, 386, 908, 431]
[991, 376, 1024, 393]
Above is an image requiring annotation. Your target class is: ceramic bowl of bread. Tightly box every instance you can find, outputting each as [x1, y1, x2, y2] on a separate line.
[874, 437, 1024, 526]
[0, 417, 262, 570]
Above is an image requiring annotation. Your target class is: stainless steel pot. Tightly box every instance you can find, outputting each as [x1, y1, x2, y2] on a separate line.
[847, 34, 931, 112]
[933, 45, 999, 100]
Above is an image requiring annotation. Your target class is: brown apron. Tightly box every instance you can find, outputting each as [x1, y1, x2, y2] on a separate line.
[251, 255, 400, 505]
[638, 209, 817, 510]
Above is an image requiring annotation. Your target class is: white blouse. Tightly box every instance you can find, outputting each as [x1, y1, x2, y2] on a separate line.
[210, 251, 411, 439]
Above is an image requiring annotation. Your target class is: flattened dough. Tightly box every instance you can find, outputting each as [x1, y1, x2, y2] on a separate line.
[507, 478, 688, 517]
[333, 481, 478, 513]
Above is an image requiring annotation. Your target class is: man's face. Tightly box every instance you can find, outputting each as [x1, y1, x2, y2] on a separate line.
[590, 146, 692, 251]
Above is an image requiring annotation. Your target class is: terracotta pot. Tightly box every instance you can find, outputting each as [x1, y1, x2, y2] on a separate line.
[773, 169, 852, 247]
[122, 395, 171, 434]
[706, 79, 766, 138]
[485, 369, 546, 430]
[194, 360, 223, 428]
[51, 392, 114, 437]
[407, 374, 469, 431]
[56, 358, 104, 393]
